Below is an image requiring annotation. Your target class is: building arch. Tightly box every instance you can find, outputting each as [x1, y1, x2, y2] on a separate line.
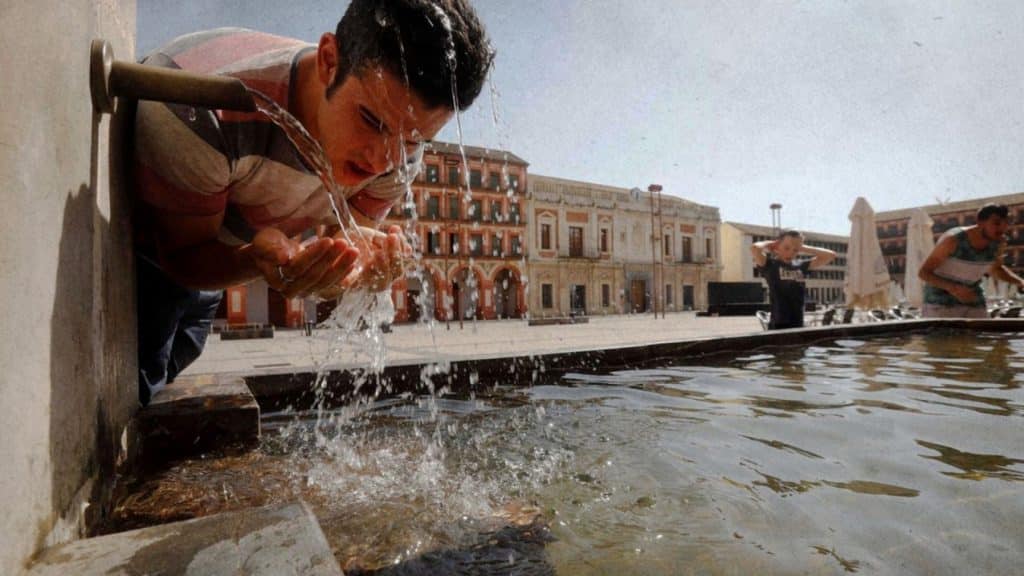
[449, 265, 486, 320]
[491, 265, 526, 319]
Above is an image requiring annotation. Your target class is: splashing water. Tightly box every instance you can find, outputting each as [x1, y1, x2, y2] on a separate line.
[247, 87, 395, 416]
[245, 83, 468, 503]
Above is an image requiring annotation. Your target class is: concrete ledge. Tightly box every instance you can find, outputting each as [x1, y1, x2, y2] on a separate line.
[28, 501, 342, 575]
[137, 374, 259, 465]
[243, 318, 1024, 411]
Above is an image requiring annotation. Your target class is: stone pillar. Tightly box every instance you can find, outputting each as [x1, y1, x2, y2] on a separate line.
[0, 1, 137, 573]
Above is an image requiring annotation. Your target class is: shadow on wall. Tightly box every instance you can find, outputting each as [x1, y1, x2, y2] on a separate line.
[47, 102, 137, 546]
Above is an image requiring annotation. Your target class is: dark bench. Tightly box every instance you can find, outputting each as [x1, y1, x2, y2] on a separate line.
[220, 323, 275, 340]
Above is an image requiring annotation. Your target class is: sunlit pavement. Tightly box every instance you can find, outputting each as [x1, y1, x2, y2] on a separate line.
[184, 312, 762, 376]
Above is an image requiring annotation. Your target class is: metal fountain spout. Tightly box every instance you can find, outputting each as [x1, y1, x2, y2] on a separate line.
[90, 39, 256, 114]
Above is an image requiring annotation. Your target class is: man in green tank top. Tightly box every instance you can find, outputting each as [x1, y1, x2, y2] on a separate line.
[917, 203, 1024, 318]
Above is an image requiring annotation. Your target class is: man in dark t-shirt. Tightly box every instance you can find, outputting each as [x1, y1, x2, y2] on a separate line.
[751, 230, 837, 330]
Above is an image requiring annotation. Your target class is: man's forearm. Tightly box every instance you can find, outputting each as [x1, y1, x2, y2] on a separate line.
[992, 265, 1024, 287]
[919, 268, 964, 294]
[800, 245, 835, 258]
[158, 240, 261, 290]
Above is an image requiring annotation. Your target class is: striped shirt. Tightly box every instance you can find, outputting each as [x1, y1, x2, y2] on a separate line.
[923, 227, 998, 307]
[134, 28, 420, 247]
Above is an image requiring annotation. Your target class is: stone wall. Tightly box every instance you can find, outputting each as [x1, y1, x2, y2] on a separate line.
[0, 1, 137, 573]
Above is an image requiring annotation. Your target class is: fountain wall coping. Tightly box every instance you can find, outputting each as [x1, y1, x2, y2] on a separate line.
[238, 319, 1024, 410]
[27, 501, 342, 576]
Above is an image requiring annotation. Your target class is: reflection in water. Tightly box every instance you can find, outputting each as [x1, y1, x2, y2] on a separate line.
[109, 331, 1024, 575]
[917, 440, 1024, 482]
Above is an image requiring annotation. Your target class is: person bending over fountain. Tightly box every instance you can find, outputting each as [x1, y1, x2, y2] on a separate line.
[132, 0, 494, 405]
[917, 203, 1024, 318]
[751, 230, 837, 330]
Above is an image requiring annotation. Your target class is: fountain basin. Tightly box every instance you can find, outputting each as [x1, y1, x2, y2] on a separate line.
[105, 320, 1024, 574]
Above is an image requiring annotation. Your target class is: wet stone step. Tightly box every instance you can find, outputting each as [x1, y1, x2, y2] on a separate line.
[28, 501, 343, 575]
[137, 374, 260, 465]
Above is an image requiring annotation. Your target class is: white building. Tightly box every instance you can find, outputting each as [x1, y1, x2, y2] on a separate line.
[721, 222, 849, 306]
[527, 175, 722, 316]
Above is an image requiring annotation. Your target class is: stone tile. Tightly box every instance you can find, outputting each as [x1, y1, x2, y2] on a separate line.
[28, 501, 342, 575]
[137, 374, 260, 465]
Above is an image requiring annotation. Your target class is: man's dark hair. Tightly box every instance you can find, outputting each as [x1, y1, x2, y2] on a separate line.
[777, 229, 804, 241]
[976, 203, 1009, 222]
[330, 0, 493, 110]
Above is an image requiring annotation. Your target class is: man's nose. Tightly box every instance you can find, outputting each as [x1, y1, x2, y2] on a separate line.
[364, 139, 395, 174]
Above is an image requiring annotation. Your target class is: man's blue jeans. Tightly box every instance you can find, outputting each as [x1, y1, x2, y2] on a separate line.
[136, 254, 222, 406]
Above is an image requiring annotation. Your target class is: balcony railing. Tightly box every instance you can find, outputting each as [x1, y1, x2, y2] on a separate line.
[678, 255, 714, 265]
[560, 246, 601, 259]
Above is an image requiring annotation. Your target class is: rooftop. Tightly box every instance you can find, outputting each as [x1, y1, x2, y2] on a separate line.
[529, 174, 719, 213]
[724, 221, 850, 243]
[875, 192, 1024, 222]
[425, 141, 529, 166]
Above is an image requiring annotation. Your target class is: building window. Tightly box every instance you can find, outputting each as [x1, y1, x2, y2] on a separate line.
[600, 228, 609, 253]
[470, 169, 482, 188]
[449, 195, 460, 220]
[601, 284, 610, 308]
[470, 234, 483, 256]
[427, 231, 441, 254]
[705, 237, 714, 261]
[448, 166, 460, 186]
[511, 235, 522, 255]
[488, 172, 500, 190]
[681, 237, 693, 262]
[541, 223, 552, 250]
[449, 233, 459, 255]
[490, 201, 503, 222]
[509, 174, 520, 190]
[509, 202, 521, 224]
[569, 226, 584, 257]
[665, 284, 673, 306]
[491, 234, 502, 256]
[426, 196, 440, 219]
[426, 164, 440, 183]
[663, 233, 671, 256]
[541, 284, 554, 309]
[470, 200, 483, 222]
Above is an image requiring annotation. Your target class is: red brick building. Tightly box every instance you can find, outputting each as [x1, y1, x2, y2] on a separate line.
[382, 142, 529, 322]
[875, 192, 1024, 285]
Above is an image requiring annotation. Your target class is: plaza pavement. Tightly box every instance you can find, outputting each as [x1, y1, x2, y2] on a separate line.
[183, 312, 763, 377]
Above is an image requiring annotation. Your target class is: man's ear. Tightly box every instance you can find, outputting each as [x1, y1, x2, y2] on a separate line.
[317, 33, 339, 88]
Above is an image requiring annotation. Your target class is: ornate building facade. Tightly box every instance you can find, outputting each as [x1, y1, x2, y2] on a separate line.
[381, 142, 529, 323]
[527, 175, 722, 317]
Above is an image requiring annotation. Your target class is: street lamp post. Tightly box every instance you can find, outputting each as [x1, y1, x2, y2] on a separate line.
[648, 184, 663, 319]
[655, 187, 665, 319]
[770, 203, 783, 237]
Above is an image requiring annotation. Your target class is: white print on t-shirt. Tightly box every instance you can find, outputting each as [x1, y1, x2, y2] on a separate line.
[779, 268, 805, 282]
